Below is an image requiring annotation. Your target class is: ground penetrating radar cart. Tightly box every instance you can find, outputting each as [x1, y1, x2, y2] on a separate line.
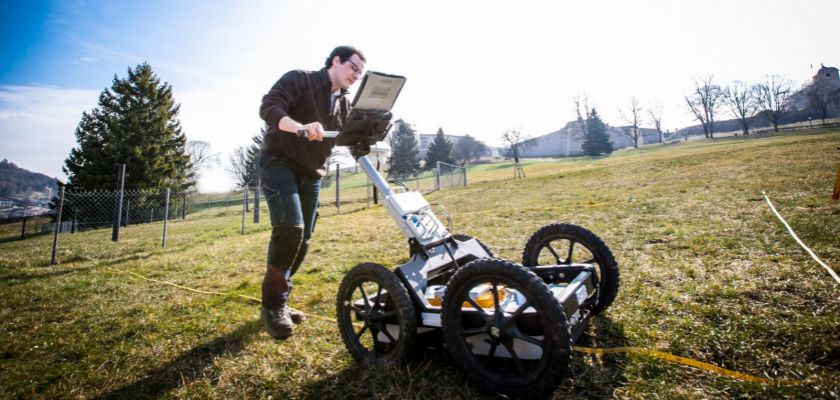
[323, 72, 620, 398]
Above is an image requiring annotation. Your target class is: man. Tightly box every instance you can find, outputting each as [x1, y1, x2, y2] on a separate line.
[258, 45, 365, 338]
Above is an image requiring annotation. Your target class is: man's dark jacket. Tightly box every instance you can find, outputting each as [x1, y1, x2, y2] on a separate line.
[259, 67, 348, 178]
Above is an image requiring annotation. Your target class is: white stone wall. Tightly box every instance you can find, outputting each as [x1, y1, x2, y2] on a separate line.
[518, 121, 661, 157]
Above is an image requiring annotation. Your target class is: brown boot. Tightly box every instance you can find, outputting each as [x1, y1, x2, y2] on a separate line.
[261, 306, 294, 339]
[286, 306, 306, 324]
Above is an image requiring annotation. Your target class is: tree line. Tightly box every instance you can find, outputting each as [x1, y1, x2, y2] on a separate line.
[684, 73, 839, 137]
[386, 122, 490, 178]
[63, 63, 840, 193]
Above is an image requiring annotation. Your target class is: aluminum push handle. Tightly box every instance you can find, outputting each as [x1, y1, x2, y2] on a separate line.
[296, 129, 340, 139]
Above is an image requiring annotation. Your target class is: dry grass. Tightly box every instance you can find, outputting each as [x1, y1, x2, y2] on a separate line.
[1, 129, 838, 399]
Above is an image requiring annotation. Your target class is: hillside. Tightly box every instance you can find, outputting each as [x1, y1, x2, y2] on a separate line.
[0, 159, 58, 218]
[0, 159, 57, 202]
[1, 129, 838, 399]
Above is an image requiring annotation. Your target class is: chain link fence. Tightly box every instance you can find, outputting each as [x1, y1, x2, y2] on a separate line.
[435, 161, 467, 190]
[15, 159, 472, 264]
[0, 213, 53, 242]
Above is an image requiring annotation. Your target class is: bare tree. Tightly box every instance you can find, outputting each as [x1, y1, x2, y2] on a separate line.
[501, 128, 531, 164]
[685, 75, 724, 138]
[573, 94, 591, 138]
[647, 102, 664, 143]
[754, 74, 794, 132]
[619, 97, 643, 148]
[723, 81, 757, 135]
[227, 146, 252, 189]
[226, 133, 263, 189]
[451, 135, 488, 165]
[186, 140, 220, 183]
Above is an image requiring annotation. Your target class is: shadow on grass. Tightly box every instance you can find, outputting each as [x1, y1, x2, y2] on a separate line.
[94, 319, 262, 400]
[297, 317, 629, 400]
[0, 263, 95, 285]
[0, 231, 51, 244]
[297, 348, 489, 400]
[554, 315, 629, 399]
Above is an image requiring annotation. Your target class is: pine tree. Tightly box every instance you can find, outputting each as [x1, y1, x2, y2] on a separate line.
[63, 63, 192, 190]
[388, 121, 421, 177]
[424, 128, 454, 170]
[582, 108, 613, 156]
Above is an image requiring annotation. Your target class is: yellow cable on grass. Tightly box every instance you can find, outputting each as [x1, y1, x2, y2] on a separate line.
[105, 266, 261, 303]
[573, 346, 812, 385]
[104, 266, 341, 324]
[107, 266, 817, 385]
[762, 191, 840, 285]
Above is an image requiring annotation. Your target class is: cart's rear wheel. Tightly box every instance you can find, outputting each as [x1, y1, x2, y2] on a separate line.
[452, 233, 494, 257]
[522, 223, 619, 315]
[441, 258, 571, 398]
[336, 263, 416, 366]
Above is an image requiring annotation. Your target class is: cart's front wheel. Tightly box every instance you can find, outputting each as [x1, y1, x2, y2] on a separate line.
[522, 223, 619, 315]
[336, 263, 416, 366]
[441, 258, 571, 398]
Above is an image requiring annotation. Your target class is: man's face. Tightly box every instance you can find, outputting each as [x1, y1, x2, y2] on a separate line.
[332, 53, 365, 90]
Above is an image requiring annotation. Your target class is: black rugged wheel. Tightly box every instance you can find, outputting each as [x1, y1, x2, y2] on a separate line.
[441, 258, 571, 398]
[336, 263, 416, 366]
[452, 233, 494, 257]
[522, 223, 619, 315]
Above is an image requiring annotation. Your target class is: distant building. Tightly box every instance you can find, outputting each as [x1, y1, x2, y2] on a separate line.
[813, 65, 839, 82]
[789, 64, 840, 112]
[516, 121, 661, 158]
[417, 132, 470, 159]
[384, 119, 501, 164]
[367, 141, 391, 171]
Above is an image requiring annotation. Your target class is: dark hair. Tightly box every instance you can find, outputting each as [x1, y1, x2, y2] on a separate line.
[324, 45, 366, 69]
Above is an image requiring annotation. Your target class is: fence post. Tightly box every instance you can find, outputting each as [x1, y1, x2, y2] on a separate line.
[51, 185, 65, 265]
[435, 161, 441, 191]
[374, 159, 380, 204]
[335, 163, 340, 215]
[162, 188, 170, 247]
[463, 166, 468, 187]
[241, 187, 247, 235]
[124, 200, 130, 226]
[20, 216, 27, 240]
[254, 175, 260, 224]
[182, 193, 187, 219]
[366, 177, 371, 208]
[112, 164, 126, 242]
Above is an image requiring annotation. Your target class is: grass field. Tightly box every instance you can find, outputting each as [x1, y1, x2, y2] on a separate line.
[1, 129, 839, 399]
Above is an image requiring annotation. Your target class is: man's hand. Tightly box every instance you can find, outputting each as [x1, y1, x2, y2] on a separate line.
[279, 117, 324, 142]
[299, 122, 324, 142]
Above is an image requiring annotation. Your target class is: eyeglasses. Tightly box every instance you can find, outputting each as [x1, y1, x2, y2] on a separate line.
[346, 59, 363, 75]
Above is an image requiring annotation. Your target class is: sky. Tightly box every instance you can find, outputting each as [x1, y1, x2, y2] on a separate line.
[1, 0, 838, 192]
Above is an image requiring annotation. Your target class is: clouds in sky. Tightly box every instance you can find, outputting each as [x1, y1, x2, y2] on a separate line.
[0, 85, 98, 180]
[0, 81, 262, 192]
